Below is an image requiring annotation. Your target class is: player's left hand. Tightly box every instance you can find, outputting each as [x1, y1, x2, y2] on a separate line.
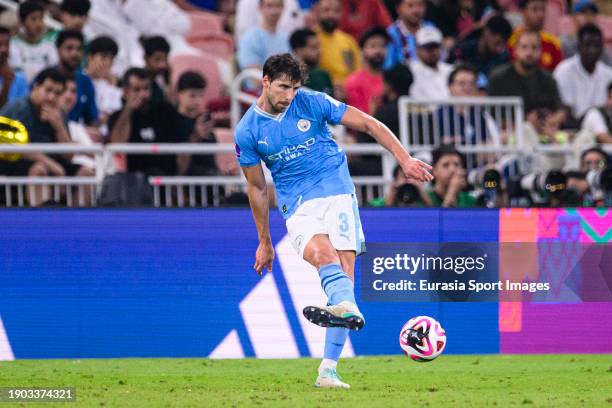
[400, 157, 434, 183]
[254, 239, 274, 276]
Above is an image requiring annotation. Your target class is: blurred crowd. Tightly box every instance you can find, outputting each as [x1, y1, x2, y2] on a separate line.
[0, 0, 610, 208]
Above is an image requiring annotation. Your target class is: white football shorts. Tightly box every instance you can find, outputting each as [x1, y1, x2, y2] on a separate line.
[285, 193, 366, 258]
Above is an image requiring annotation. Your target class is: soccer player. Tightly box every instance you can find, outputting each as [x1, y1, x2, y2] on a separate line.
[235, 53, 432, 388]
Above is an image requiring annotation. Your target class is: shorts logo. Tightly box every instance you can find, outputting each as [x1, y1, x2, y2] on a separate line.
[297, 119, 311, 132]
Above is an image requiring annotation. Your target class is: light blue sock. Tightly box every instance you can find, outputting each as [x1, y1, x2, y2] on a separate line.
[324, 327, 348, 362]
[318, 263, 355, 305]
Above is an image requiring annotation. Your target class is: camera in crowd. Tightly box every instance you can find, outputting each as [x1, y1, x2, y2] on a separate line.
[468, 168, 503, 208]
[508, 166, 612, 208]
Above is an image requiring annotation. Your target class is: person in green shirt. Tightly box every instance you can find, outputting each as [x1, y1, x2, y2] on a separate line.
[427, 144, 477, 208]
[289, 28, 334, 97]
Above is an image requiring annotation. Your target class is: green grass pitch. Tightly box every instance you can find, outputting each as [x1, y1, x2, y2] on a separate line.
[1, 355, 610, 407]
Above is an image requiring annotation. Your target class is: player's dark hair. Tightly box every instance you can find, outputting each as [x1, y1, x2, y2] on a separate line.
[0, 25, 10, 36]
[60, 0, 91, 16]
[577, 23, 602, 44]
[608, 81, 612, 93]
[177, 71, 207, 92]
[32, 67, 66, 86]
[142, 36, 171, 58]
[19, 0, 44, 22]
[383, 64, 413, 96]
[121, 67, 149, 87]
[262, 53, 308, 84]
[448, 63, 478, 87]
[485, 15, 513, 41]
[432, 144, 466, 168]
[289, 28, 316, 51]
[565, 170, 586, 180]
[55, 29, 84, 48]
[88, 36, 118, 57]
[358, 26, 390, 48]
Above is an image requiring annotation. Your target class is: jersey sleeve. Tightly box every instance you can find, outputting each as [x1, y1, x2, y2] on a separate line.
[308, 91, 348, 125]
[234, 127, 260, 167]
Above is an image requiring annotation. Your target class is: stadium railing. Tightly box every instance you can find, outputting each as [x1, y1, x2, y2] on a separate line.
[397, 96, 525, 173]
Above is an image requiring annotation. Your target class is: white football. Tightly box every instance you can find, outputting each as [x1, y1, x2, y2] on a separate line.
[399, 316, 446, 362]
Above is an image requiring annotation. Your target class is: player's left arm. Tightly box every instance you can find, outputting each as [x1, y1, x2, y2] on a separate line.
[340, 105, 433, 183]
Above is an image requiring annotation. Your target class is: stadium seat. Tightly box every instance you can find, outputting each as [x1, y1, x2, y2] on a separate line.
[544, 0, 566, 35]
[557, 15, 575, 37]
[170, 53, 223, 110]
[599, 15, 612, 48]
[187, 11, 224, 36]
[186, 33, 234, 60]
[213, 128, 239, 175]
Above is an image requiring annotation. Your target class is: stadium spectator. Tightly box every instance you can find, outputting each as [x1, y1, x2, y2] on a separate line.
[289, 28, 334, 96]
[0, 68, 94, 205]
[142, 36, 171, 104]
[409, 26, 452, 100]
[235, 0, 305, 41]
[374, 64, 413, 136]
[489, 30, 563, 118]
[175, 71, 218, 176]
[581, 82, 612, 144]
[86, 36, 122, 128]
[56, 29, 98, 125]
[59, 0, 91, 32]
[345, 27, 390, 115]
[9, 0, 59, 83]
[507, 0, 562, 71]
[237, 0, 290, 71]
[580, 146, 608, 173]
[447, 15, 513, 79]
[315, 0, 360, 92]
[83, 0, 145, 76]
[59, 75, 95, 170]
[339, 0, 392, 41]
[108, 68, 189, 176]
[385, 0, 434, 69]
[561, 0, 612, 66]
[436, 64, 497, 145]
[385, 164, 431, 206]
[348, 64, 412, 176]
[121, 0, 195, 56]
[427, 144, 476, 207]
[554, 25, 612, 121]
[0, 26, 29, 108]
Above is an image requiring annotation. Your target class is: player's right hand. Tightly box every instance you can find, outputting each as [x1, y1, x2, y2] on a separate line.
[254, 239, 274, 276]
[400, 157, 434, 183]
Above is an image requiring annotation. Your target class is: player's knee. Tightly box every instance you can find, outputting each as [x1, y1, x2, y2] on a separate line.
[310, 247, 340, 269]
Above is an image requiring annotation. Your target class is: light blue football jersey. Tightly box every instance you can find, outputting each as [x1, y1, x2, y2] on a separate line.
[235, 89, 355, 219]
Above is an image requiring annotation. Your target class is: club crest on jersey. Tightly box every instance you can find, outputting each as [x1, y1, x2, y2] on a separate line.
[297, 119, 311, 132]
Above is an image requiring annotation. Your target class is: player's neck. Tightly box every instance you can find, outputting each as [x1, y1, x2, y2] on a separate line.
[257, 95, 281, 116]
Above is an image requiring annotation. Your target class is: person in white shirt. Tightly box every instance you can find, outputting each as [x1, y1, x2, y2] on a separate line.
[85, 36, 122, 129]
[237, 0, 290, 71]
[409, 26, 453, 100]
[9, 1, 58, 83]
[554, 24, 612, 121]
[581, 82, 612, 144]
[235, 0, 305, 41]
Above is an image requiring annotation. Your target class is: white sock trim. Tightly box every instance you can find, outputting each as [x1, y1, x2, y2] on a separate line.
[319, 358, 338, 374]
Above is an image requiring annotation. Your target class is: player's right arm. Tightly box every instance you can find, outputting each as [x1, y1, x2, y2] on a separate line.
[242, 164, 274, 276]
[235, 125, 274, 275]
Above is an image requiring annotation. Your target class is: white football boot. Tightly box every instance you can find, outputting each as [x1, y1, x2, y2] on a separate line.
[315, 367, 350, 389]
